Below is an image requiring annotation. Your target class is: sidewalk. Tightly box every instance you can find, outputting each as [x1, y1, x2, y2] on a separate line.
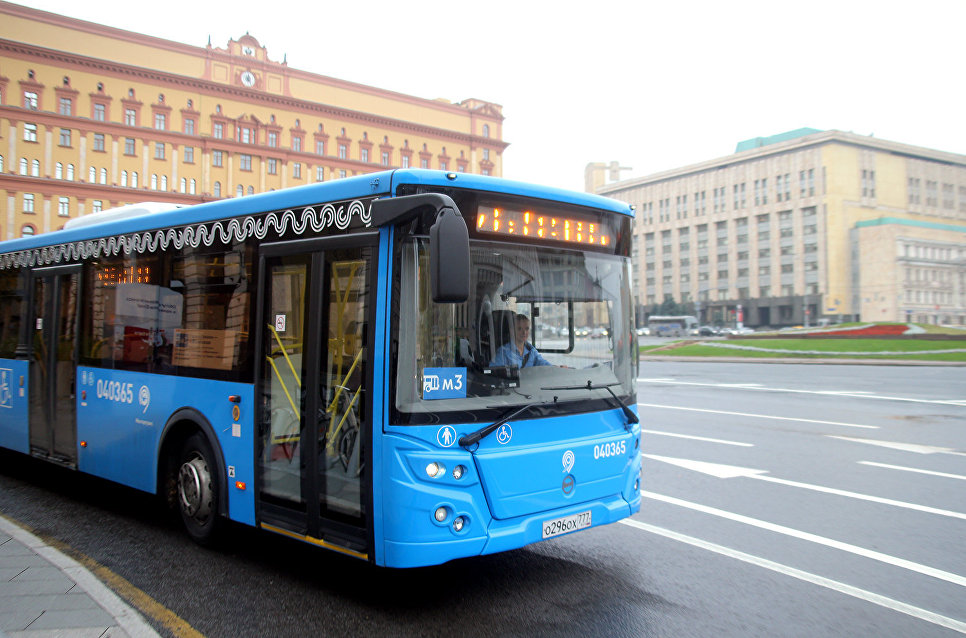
[0, 514, 161, 638]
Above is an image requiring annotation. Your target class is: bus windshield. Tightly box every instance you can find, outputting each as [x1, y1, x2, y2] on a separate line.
[394, 236, 636, 422]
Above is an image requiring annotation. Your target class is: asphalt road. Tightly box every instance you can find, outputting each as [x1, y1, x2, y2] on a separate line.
[1, 361, 964, 637]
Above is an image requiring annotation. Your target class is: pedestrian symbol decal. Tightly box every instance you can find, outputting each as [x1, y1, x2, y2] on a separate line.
[437, 425, 457, 447]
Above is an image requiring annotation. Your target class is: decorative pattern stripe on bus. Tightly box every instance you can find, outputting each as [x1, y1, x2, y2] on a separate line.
[0, 199, 373, 270]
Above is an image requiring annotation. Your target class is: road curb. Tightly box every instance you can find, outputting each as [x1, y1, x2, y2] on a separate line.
[0, 514, 162, 638]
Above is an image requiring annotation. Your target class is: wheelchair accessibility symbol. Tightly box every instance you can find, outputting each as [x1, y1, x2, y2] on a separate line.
[496, 424, 512, 445]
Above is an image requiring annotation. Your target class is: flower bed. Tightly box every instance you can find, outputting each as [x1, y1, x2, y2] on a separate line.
[804, 323, 910, 337]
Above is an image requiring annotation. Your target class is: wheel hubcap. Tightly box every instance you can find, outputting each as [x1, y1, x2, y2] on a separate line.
[178, 454, 212, 521]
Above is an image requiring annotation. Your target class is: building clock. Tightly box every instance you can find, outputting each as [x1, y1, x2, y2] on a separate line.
[241, 71, 256, 87]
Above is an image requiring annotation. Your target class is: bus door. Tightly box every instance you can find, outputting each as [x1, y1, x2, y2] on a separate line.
[28, 266, 81, 466]
[256, 235, 376, 556]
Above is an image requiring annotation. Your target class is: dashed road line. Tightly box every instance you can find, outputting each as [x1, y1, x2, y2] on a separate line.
[637, 402, 879, 429]
[621, 519, 966, 635]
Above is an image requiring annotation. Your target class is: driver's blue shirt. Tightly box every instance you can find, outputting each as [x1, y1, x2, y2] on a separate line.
[490, 341, 552, 368]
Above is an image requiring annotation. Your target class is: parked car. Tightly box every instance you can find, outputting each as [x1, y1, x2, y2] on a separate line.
[697, 325, 719, 336]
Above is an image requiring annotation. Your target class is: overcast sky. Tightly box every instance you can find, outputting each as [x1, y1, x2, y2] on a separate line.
[18, 0, 966, 191]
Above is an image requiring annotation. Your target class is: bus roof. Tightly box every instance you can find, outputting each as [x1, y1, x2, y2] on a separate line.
[388, 169, 633, 216]
[0, 170, 633, 253]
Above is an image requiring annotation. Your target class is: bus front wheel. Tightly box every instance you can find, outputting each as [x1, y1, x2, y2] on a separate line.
[177, 433, 221, 545]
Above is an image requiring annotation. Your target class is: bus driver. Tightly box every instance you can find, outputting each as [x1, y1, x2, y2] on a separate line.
[490, 313, 552, 368]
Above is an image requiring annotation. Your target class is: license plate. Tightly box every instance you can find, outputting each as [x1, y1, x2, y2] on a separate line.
[542, 510, 592, 539]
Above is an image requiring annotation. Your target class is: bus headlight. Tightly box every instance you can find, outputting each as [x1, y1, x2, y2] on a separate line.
[434, 507, 448, 522]
[426, 462, 445, 478]
[453, 516, 465, 532]
[452, 465, 465, 480]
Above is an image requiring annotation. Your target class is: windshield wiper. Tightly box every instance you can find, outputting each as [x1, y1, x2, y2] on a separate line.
[541, 380, 639, 427]
[459, 400, 554, 448]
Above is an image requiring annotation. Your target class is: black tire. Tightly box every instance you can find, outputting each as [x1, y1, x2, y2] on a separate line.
[176, 432, 221, 545]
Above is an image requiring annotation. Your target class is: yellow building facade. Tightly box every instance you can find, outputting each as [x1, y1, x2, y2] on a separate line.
[0, 1, 507, 238]
[595, 129, 966, 326]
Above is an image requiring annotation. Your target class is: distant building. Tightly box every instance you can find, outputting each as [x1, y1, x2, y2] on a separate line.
[0, 1, 507, 237]
[593, 129, 966, 327]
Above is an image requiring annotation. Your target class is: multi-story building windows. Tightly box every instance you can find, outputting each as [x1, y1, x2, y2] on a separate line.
[124, 137, 136, 155]
[184, 118, 195, 135]
[59, 128, 72, 146]
[267, 158, 278, 175]
[213, 181, 221, 198]
[154, 113, 166, 130]
[908, 178, 921, 204]
[316, 166, 325, 181]
[292, 136, 302, 152]
[942, 183, 954, 209]
[23, 193, 34, 213]
[239, 154, 252, 171]
[733, 182, 746, 209]
[239, 126, 253, 144]
[926, 180, 938, 207]
[32, 159, 40, 177]
[55, 162, 63, 179]
[213, 123, 224, 139]
[93, 133, 105, 152]
[382, 151, 390, 166]
[338, 144, 347, 159]
[360, 148, 369, 163]
[212, 150, 224, 167]
[59, 97, 72, 115]
[154, 143, 165, 160]
[24, 123, 38, 142]
[268, 131, 278, 147]
[58, 197, 70, 216]
[184, 146, 194, 163]
[862, 169, 876, 198]
[66, 164, 74, 180]
[124, 108, 136, 126]
[23, 91, 38, 110]
[292, 162, 302, 179]
[92, 200, 103, 212]
[316, 140, 325, 155]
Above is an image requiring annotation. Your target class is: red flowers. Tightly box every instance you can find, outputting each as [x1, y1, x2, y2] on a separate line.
[806, 324, 909, 337]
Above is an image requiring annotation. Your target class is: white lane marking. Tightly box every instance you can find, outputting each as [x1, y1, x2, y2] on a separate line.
[637, 378, 966, 407]
[643, 429, 754, 447]
[718, 383, 764, 388]
[638, 402, 879, 429]
[644, 454, 966, 521]
[860, 461, 966, 481]
[620, 519, 966, 635]
[829, 436, 960, 455]
[644, 454, 766, 479]
[642, 491, 966, 588]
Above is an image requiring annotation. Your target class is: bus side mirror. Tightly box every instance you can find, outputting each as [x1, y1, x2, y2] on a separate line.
[429, 206, 469, 303]
[370, 193, 469, 304]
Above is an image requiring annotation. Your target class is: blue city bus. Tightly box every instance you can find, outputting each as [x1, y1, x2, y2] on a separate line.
[0, 169, 641, 568]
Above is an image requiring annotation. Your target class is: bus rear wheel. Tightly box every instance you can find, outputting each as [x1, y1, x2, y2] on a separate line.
[177, 433, 221, 545]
